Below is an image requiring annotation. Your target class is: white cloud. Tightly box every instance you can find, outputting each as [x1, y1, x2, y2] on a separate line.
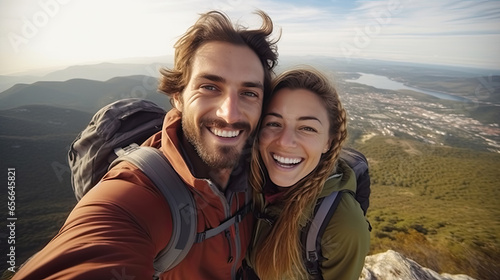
[272, 0, 500, 68]
[0, 0, 499, 74]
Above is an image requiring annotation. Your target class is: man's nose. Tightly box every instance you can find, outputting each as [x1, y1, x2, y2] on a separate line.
[217, 92, 242, 124]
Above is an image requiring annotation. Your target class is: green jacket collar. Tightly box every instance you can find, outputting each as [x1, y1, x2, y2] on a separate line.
[318, 159, 357, 198]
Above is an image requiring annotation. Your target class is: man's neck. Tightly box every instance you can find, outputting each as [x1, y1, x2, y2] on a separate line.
[208, 168, 232, 191]
[180, 134, 233, 192]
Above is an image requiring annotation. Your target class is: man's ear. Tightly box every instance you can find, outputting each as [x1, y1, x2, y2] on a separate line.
[172, 93, 182, 111]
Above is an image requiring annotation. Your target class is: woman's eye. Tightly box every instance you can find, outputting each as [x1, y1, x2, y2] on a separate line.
[265, 122, 281, 127]
[302, 126, 318, 133]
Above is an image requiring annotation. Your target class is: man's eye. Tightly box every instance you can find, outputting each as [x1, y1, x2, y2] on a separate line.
[242, 91, 258, 98]
[201, 85, 217, 91]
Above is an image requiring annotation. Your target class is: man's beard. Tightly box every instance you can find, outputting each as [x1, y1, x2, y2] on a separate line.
[182, 117, 251, 169]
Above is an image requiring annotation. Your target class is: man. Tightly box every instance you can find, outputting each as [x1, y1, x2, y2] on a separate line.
[13, 10, 279, 280]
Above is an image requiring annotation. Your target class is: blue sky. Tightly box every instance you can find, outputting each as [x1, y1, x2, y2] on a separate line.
[1, 0, 499, 75]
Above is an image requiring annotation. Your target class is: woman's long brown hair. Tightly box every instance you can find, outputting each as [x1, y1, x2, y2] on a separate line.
[249, 67, 348, 280]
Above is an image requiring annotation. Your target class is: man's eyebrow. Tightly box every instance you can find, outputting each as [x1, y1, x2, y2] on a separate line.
[198, 73, 225, 83]
[243, 81, 264, 90]
[265, 112, 322, 124]
[197, 73, 263, 90]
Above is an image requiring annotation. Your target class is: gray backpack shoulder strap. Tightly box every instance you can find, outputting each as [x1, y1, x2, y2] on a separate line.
[304, 191, 343, 279]
[194, 202, 252, 243]
[110, 146, 197, 278]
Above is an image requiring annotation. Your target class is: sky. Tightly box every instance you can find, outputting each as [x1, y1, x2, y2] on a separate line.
[1, 0, 499, 75]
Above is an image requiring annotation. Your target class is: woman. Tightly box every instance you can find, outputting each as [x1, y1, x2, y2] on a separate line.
[246, 68, 370, 280]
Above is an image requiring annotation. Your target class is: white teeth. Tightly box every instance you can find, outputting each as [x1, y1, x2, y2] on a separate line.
[273, 154, 301, 165]
[211, 128, 240, 138]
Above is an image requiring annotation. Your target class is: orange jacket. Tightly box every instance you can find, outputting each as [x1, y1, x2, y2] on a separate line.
[13, 109, 254, 280]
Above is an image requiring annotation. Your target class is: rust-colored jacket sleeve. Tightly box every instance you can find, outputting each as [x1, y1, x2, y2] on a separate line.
[13, 163, 173, 280]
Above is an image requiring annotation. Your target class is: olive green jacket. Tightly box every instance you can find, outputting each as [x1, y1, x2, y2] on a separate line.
[248, 160, 370, 280]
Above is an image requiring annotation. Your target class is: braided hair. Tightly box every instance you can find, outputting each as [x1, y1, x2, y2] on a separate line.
[250, 67, 348, 280]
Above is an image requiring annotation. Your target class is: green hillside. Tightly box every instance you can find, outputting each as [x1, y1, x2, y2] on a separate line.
[0, 135, 77, 266]
[351, 136, 500, 280]
[0, 105, 91, 136]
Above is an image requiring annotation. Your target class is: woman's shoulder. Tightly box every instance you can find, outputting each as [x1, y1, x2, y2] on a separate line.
[321, 159, 357, 196]
[324, 192, 369, 239]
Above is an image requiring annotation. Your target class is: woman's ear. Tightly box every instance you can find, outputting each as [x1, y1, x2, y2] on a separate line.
[323, 139, 332, 154]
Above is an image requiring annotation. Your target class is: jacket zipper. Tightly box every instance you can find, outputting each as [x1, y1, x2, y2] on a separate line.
[232, 194, 242, 280]
[206, 180, 240, 279]
[225, 229, 234, 263]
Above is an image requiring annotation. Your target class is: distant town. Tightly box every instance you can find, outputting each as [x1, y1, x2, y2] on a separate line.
[338, 78, 500, 153]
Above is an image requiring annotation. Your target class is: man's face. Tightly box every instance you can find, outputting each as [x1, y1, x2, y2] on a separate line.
[174, 41, 265, 169]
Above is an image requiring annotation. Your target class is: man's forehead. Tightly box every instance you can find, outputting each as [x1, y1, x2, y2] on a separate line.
[191, 41, 264, 82]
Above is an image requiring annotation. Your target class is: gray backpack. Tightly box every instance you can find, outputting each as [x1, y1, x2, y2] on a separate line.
[68, 98, 251, 278]
[302, 148, 371, 279]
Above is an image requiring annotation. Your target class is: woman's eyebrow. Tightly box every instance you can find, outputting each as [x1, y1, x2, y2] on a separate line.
[298, 116, 322, 124]
[264, 113, 322, 124]
[263, 112, 282, 118]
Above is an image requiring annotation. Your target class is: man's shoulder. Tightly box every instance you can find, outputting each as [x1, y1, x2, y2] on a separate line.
[91, 161, 169, 214]
[103, 161, 155, 186]
[78, 161, 173, 240]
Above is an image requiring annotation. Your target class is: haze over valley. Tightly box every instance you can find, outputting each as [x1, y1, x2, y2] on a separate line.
[2, 57, 498, 153]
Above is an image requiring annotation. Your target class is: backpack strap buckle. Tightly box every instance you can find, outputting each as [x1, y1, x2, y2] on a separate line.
[114, 143, 139, 157]
[306, 251, 320, 275]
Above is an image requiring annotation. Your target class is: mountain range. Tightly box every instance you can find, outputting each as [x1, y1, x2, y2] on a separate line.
[0, 61, 172, 93]
[0, 75, 170, 113]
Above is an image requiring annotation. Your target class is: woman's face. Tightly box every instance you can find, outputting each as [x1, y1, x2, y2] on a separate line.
[259, 88, 331, 187]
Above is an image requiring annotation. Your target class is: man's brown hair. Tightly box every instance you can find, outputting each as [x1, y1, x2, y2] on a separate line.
[158, 10, 279, 108]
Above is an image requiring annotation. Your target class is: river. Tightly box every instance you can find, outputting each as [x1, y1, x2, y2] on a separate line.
[345, 73, 470, 102]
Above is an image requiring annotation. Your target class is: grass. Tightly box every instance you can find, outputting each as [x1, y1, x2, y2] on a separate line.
[0, 135, 77, 272]
[352, 135, 500, 280]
